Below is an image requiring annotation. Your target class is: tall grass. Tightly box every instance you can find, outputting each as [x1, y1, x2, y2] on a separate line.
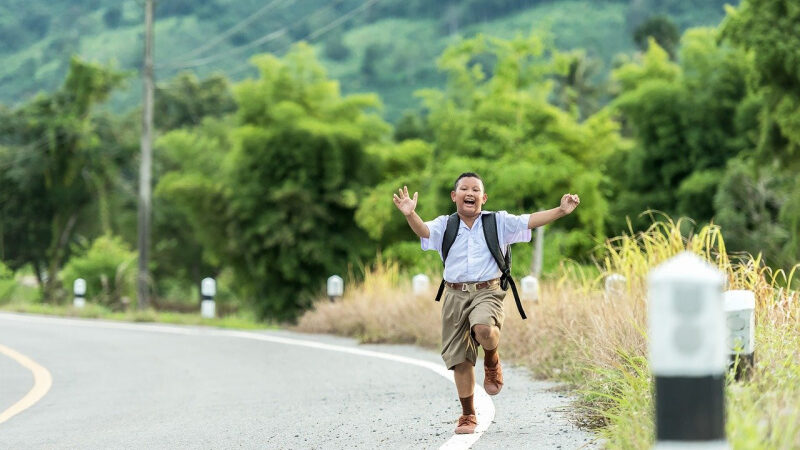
[295, 217, 800, 448]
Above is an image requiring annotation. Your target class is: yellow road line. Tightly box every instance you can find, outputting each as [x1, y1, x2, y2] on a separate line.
[0, 344, 53, 425]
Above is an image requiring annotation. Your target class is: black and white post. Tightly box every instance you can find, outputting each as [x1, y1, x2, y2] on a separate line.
[73, 278, 86, 309]
[648, 252, 727, 448]
[201, 277, 216, 319]
[327, 275, 343, 302]
[723, 290, 755, 380]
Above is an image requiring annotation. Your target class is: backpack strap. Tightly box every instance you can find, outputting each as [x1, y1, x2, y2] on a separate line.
[482, 213, 527, 320]
[434, 213, 461, 302]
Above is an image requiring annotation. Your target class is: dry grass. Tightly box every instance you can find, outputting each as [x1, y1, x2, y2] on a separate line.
[295, 260, 441, 348]
[295, 216, 800, 447]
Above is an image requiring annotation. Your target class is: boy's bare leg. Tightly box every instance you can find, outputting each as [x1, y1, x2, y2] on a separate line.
[454, 361, 475, 398]
[472, 324, 504, 395]
[453, 361, 477, 434]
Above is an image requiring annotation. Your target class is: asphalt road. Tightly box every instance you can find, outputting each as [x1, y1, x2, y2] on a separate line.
[0, 312, 597, 449]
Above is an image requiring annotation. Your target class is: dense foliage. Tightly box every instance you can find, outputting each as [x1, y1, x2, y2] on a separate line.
[0, 0, 736, 120]
[1, 0, 798, 320]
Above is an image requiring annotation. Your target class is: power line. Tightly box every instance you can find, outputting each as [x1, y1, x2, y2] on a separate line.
[157, 28, 288, 70]
[169, 0, 293, 64]
[226, 0, 380, 79]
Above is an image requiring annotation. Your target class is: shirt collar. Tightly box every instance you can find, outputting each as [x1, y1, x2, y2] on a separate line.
[459, 211, 491, 230]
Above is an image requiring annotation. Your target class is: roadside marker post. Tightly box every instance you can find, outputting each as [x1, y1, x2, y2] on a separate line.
[412, 274, 430, 295]
[73, 278, 86, 309]
[327, 275, 343, 302]
[648, 252, 728, 449]
[201, 277, 216, 319]
[723, 290, 756, 380]
[605, 273, 626, 299]
[521, 275, 539, 302]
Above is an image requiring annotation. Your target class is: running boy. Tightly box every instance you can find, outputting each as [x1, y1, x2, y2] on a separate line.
[392, 172, 580, 434]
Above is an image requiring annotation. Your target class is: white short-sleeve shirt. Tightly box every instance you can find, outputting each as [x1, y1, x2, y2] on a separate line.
[421, 210, 532, 283]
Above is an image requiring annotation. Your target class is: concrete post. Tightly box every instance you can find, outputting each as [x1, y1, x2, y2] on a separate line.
[723, 290, 755, 380]
[327, 275, 343, 302]
[201, 277, 216, 319]
[73, 278, 86, 309]
[648, 252, 727, 449]
[521, 275, 539, 302]
[412, 274, 430, 295]
[605, 273, 626, 299]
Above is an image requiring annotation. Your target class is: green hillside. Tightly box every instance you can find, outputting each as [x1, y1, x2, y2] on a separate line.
[1, 0, 733, 120]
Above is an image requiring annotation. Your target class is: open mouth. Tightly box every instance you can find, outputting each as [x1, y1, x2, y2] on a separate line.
[464, 199, 476, 206]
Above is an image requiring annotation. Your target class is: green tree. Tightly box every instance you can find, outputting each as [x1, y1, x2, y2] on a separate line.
[0, 57, 125, 302]
[722, 0, 800, 167]
[154, 73, 236, 131]
[158, 44, 389, 319]
[713, 158, 791, 268]
[720, 0, 800, 266]
[633, 15, 680, 59]
[358, 33, 623, 260]
[609, 32, 752, 232]
[154, 117, 233, 300]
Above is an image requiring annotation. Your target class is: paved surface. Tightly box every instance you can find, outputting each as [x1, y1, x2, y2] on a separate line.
[0, 312, 598, 449]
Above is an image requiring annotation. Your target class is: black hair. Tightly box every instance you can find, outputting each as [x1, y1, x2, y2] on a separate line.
[453, 172, 484, 191]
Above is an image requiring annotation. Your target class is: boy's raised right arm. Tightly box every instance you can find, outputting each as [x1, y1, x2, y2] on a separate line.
[393, 186, 430, 239]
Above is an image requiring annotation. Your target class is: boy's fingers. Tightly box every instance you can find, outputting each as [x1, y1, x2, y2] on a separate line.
[404, 186, 409, 196]
[413, 192, 418, 201]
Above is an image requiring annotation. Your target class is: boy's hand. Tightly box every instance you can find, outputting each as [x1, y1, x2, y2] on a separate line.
[393, 186, 418, 216]
[559, 193, 580, 215]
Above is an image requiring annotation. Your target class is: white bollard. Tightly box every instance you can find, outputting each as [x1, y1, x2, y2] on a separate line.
[723, 290, 755, 380]
[648, 252, 727, 448]
[521, 275, 539, 301]
[327, 275, 343, 302]
[412, 274, 430, 295]
[73, 278, 86, 309]
[605, 273, 626, 298]
[201, 277, 216, 319]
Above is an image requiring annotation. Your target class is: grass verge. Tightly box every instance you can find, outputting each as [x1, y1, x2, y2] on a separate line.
[0, 300, 274, 330]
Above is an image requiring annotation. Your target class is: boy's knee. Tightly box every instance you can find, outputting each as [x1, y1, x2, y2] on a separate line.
[472, 324, 494, 342]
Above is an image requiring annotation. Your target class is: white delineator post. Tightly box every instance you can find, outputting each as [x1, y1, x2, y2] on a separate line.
[412, 274, 430, 295]
[327, 275, 343, 302]
[605, 273, 626, 299]
[648, 252, 728, 449]
[201, 277, 216, 319]
[73, 278, 87, 309]
[723, 290, 755, 380]
[521, 275, 539, 302]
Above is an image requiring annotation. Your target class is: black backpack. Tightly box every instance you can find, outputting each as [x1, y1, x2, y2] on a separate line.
[433, 212, 527, 319]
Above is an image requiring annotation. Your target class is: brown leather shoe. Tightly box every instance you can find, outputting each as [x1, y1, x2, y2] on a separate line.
[484, 360, 504, 395]
[454, 414, 477, 434]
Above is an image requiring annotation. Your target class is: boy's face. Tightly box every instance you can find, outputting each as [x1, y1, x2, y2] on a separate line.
[451, 176, 487, 217]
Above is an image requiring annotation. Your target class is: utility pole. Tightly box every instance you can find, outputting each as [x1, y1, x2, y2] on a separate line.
[531, 225, 544, 277]
[137, 0, 154, 310]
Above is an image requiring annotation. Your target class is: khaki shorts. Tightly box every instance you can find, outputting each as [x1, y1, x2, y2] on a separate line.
[440, 285, 506, 370]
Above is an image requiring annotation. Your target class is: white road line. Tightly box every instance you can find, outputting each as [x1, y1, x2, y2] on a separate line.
[0, 313, 493, 449]
[0, 344, 53, 425]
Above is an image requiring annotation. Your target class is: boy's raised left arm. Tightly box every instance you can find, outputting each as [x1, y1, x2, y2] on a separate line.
[527, 193, 580, 229]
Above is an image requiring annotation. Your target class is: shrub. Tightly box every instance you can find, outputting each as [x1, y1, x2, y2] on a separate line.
[61, 235, 136, 308]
